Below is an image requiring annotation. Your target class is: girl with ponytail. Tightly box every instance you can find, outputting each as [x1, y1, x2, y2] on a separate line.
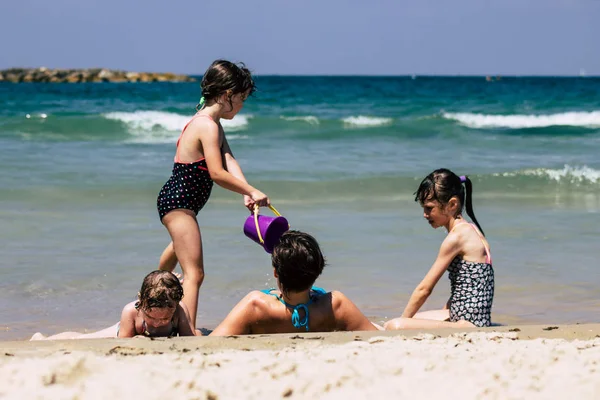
[385, 168, 494, 329]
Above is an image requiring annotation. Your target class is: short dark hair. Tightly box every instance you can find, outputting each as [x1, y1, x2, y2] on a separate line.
[200, 59, 255, 104]
[271, 230, 326, 295]
[136, 270, 183, 311]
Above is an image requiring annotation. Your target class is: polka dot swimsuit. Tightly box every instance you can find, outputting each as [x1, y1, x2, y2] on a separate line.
[447, 223, 494, 327]
[157, 115, 215, 220]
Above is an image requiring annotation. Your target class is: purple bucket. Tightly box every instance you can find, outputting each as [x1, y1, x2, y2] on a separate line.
[243, 206, 289, 253]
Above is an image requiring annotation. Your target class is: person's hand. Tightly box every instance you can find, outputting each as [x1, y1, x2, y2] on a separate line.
[244, 195, 255, 212]
[249, 190, 270, 207]
[172, 272, 184, 285]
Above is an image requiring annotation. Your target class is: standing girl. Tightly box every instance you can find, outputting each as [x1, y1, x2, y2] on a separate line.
[156, 60, 270, 328]
[385, 168, 494, 330]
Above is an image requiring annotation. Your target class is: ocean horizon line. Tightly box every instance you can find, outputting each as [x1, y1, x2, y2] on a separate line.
[1, 66, 598, 80]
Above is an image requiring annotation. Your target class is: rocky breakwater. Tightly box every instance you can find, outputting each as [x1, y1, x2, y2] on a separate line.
[0, 67, 196, 83]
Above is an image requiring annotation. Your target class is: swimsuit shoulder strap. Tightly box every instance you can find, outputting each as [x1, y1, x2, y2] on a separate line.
[468, 223, 492, 264]
[175, 114, 215, 163]
[141, 320, 150, 337]
[450, 221, 492, 264]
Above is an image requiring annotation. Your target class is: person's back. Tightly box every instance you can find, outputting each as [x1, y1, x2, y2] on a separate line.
[210, 231, 377, 336]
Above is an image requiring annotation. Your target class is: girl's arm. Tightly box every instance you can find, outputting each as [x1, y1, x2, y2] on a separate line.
[332, 291, 379, 331]
[221, 136, 254, 210]
[401, 234, 462, 318]
[175, 303, 196, 337]
[198, 121, 268, 205]
[209, 292, 262, 336]
[221, 135, 246, 181]
[117, 303, 137, 338]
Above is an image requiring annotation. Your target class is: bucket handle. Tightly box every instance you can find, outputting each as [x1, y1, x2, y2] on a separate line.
[253, 204, 284, 244]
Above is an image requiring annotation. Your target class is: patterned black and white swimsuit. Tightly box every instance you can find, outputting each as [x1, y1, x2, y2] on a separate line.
[447, 223, 494, 327]
[157, 115, 215, 220]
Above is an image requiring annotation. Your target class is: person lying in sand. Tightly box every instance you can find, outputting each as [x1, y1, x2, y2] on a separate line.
[210, 230, 378, 336]
[31, 270, 196, 340]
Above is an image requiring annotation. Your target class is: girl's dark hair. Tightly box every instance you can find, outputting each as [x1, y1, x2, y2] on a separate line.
[415, 168, 484, 236]
[197, 59, 256, 111]
[136, 270, 184, 311]
[271, 230, 326, 295]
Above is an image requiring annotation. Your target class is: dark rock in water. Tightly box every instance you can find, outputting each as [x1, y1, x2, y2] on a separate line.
[0, 67, 196, 83]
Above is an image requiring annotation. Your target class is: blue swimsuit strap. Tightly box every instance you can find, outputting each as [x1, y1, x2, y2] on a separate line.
[261, 287, 326, 332]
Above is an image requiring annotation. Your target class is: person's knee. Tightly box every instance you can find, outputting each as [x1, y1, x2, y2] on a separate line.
[384, 318, 406, 330]
[183, 268, 205, 286]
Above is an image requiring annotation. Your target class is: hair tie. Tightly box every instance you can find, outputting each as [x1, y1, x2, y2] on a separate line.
[195, 96, 206, 111]
[459, 175, 467, 183]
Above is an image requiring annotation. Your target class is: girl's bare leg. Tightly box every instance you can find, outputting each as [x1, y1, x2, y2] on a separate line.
[30, 323, 119, 341]
[158, 241, 178, 272]
[372, 322, 385, 330]
[384, 313, 475, 330]
[77, 323, 119, 339]
[413, 309, 451, 321]
[30, 331, 83, 340]
[162, 210, 204, 328]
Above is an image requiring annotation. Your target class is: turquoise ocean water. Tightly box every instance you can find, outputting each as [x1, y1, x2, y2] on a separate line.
[1, 77, 599, 339]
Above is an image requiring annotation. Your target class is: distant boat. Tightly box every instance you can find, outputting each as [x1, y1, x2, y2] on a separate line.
[579, 68, 586, 77]
[411, 74, 416, 80]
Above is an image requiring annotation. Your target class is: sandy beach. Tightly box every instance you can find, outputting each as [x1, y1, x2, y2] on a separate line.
[1, 324, 599, 399]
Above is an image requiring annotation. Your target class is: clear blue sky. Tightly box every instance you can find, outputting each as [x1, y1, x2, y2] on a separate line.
[2, 0, 599, 76]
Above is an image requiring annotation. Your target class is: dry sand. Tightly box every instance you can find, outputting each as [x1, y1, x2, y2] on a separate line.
[1, 324, 599, 399]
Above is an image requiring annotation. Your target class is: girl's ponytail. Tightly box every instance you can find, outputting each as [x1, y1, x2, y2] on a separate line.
[461, 175, 485, 236]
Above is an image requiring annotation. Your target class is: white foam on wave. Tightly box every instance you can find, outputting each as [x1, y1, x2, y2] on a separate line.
[443, 111, 600, 129]
[223, 134, 249, 140]
[498, 165, 600, 184]
[281, 115, 320, 125]
[221, 114, 252, 131]
[342, 115, 393, 127]
[25, 113, 48, 119]
[103, 111, 250, 143]
[104, 111, 188, 132]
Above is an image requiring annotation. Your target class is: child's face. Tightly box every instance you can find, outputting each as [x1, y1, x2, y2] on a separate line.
[142, 307, 176, 328]
[221, 90, 250, 120]
[421, 199, 450, 229]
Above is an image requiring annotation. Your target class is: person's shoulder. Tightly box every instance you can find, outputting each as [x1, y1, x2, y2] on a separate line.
[328, 291, 373, 330]
[187, 114, 219, 135]
[122, 301, 138, 313]
[451, 222, 486, 245]
[230, 291, 275, 325]
[444, 225, 466, 247]
[120, 301, 138, 319]
[176, 301, 191, 317]
[241, 290, 273, 309]
[329, 290, 351, 311]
